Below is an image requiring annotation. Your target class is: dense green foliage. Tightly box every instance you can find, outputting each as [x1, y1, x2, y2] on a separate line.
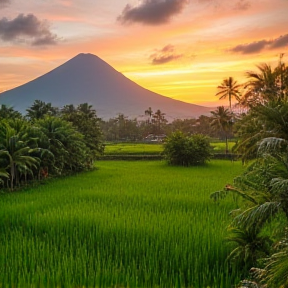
[163, 131, 212, 166]
[213, 57, 288, 287]
[0, 101, 103, 190]
[101, 111, 228, 142]
[0, 160, 243, 288]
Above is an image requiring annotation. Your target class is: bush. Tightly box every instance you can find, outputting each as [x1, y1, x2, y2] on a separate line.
[163, 131, 212, 166]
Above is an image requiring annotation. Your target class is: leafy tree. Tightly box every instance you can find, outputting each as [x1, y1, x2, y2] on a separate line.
[163, 131, 212, 166]
[0, 120, 39, 190]
[35, 116, 89, 175]
[152, 109, 167, 134]
[234, 100, 288, 162]
[233, 58, 288, 162]
[211, 136, 288, 285]
[212, 58, 288, 287]
[26, 100, 58, 121]
[225, 226, 271, 271]
[61, 103, 104, 160]
[0, 105, 22, 120]
[241, 58, 288, 108]
[216, 77, 242, 109]
[264, 230, 288, 288]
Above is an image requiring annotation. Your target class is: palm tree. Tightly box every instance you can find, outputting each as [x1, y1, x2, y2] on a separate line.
[211, 136, 288, 283]
[216, 77, 242, 109]
[26, 100, 58, 121]
[264, 231, 288, 287]
[242, 64, 278, 107]
[210, 106, 233, 153]
[77, 103, 97, 119]
[35, 115, 90, 174]
[145, 107, 153, 124]
[242, 58, 288, 108]
[0, 104, 22, 120]
[0, 121, 39, 190]
[152, 109, 167, 134]
[234, 100, 288, 162]
[226, 226, 271, 270]
[61, 104, 76, 115]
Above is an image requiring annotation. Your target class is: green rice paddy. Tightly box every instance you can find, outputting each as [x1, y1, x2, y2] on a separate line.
[104, 143, 163, 155]
[0, 160, 243, 288]
[104, 142, 236, 155]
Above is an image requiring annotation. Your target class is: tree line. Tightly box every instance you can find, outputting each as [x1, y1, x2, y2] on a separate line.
[0, 102, 104, 191]
[101, 110, 231, 142]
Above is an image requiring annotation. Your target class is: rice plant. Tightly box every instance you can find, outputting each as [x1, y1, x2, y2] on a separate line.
[0, 160, 243, 287]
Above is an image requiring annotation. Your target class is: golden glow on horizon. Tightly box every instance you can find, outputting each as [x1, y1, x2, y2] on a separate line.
[0, 0, 287, 106]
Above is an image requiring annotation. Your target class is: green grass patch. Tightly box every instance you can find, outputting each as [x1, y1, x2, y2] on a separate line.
[104, 143, 163, 155]
[104, 142, 236, 155]
[211, 142, 236, 153]
[0, 160, 243, 288]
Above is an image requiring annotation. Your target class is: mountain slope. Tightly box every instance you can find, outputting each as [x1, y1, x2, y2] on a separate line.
[0, 53, 212, 119]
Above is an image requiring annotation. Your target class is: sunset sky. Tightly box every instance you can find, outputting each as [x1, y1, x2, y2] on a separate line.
[1, 0, 288, 107]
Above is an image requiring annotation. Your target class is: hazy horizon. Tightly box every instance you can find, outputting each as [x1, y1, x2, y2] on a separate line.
[1, 0, 288, 107]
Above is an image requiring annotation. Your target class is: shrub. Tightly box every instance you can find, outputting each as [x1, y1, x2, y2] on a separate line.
[163, 131, 212, 166]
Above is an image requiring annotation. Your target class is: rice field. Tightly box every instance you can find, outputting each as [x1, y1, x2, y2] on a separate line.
[104, 143, 163, 155]
[0, 160, 243, 288]
[104, 141, 236, 155]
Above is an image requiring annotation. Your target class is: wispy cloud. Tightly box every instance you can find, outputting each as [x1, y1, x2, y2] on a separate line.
[270, 34, 288, 49]
[117, 0, 189, 25]
[150, 44, 183, 65]
[0, 14, 59, 46]
[229, 40, 271, 54]
[229, 34, 288, 54]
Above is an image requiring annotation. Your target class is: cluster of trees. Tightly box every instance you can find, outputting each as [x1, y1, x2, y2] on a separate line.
[100, 108, 168, 141]
[0, 101, 104, 191]
[101, 110, 229, 142]
[212, 56, 288, 287]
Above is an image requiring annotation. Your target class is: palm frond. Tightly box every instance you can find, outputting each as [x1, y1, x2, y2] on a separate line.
[233, 201, 280, 228]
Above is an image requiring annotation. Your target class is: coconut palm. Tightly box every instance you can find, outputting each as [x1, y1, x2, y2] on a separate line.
[241, 63, 278, 107]
[226, 226, 271, 270]
[210, 106, 233, 153]
[264, 231, 288, 287]
[234, 100, 288, 162]
[242, 58, 288, 108]
[0, 121, 39, 190]
[0, 104, 22, 120]
[77, 103, 97, 119]
[212, 136, 288, 279]
[152, 109, 167, 134]
[35, 115, 90, 174]
[216, 77, 242, 109]
[145, 107, 153, 124]
[26, 100, 58, 121]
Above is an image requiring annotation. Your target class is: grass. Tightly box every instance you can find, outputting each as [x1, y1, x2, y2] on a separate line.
[0, 160, 243, 287]
[104, 141, 236, 155]
[104, 143, 163, 155]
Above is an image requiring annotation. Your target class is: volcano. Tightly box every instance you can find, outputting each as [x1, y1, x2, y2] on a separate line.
[0, 53, 212, 120]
